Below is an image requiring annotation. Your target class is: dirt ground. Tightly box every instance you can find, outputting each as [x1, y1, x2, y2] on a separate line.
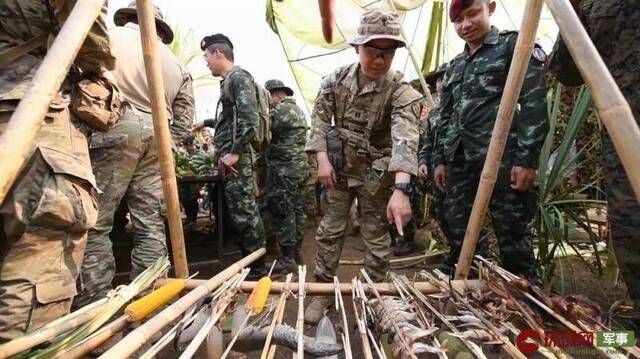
[109, 214, 636, 358]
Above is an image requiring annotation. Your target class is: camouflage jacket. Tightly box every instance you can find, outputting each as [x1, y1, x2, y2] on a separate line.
[437, 27, 548, 168]
[305, 62, 422, 181]
[213, 66, 258, 160]
[266, 97, 309, 179]
[171, 74, 195, 144]
[418, 106, 444, 168]
[548, 0, 639, 117]
[0, 0, 114, 101]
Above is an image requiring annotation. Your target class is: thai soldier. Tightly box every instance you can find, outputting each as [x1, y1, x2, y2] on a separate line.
[263, 79, 309, 273]
[304, 10, 423, 324]
[548, 0, 640, 328]
[75, 2, 195, 308]
[433, 0, 548, 281]
[0, 0, 115, 341]
[198, 33, 267, 280]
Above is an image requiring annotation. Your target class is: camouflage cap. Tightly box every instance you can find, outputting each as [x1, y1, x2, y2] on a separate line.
[264, 79, 294, 96]
[349, 10, 405, 47]
[114, 1, 174, 44]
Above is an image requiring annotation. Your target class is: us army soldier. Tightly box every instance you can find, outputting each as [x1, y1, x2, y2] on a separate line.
[304, 10, 423, 324]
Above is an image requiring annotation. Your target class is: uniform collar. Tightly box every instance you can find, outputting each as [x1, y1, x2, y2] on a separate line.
[463, 26, 500, 56]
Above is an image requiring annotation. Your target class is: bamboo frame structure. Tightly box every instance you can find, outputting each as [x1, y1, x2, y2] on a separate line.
[543, 0, 640, 201]
[98, 248, 265, 359]
[162, 278, 485, 295]
[454, 0, 544, 280]
[135, 0, 189, 278]
[0, 0, 105, 204]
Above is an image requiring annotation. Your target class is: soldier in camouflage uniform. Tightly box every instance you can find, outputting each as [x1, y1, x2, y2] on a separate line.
[0, 0, 114, 341]
[304, 153, 320, 219]
[263, 79, 309, 273]
[200, 34, 266, 279]
[304, 10, 423, 324]
[75, 3, 195, 308]
[433, 0, 548, 281]
[548, 0, 640, 325]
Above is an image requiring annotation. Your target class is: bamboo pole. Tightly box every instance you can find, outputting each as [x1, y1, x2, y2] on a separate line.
[0, 299, 108, 358]
[0, 0, 105, 204]
[135, 0, 188, 278]
[98, 248, 265, 359]
[163, 278, 485, 295]
[63, 316, 129, 359]
[544, 0, 640, 202]
[454, 0, 544, 280]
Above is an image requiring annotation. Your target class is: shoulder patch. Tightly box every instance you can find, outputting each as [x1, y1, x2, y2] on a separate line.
[532, 47, 547, 62]
[393, 83, 423, 108]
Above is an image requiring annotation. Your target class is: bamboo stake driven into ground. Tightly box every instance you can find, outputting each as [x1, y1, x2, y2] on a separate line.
[135, 0, 188, 278]
[0, 0, 105, 203]
[454, 0, 544, 280]
[544, 0, 640, 203]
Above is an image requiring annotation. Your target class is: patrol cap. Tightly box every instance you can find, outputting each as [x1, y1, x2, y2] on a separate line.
[264, 79, 294, 96]
[424, 63, 449, 89]
[449, 0, 476, 21]
[349, 10, 405, 47]
[200, 33, 234, 51]
[114, 1, 174, 44]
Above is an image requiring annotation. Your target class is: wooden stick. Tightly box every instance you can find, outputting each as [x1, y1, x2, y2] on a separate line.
[260, 273, 292, 359]
[167, 279, 485, 295]
[454, 0, 544, 280]
[351, 279, 374, 359]
[0, 299, 108, 358]
[99, 248, 265, 359]
[339, 250, 445, 266]
[333, 277, 352, 359]
[135, 0, 188, 278]
[295, 265, 306, 358]
[0, 0, 105, 204]
[63, 316, 129, 359]
[266, 279, 290, 359]
[545, 0, 640, 202]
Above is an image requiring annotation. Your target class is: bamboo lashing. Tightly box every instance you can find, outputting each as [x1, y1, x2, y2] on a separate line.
[98, 248, 266, 359]
[135, 0, 189, 278]
[0, 0, 105, 204]
[543, 0, 640, 202]
[454, 0, 544, 280]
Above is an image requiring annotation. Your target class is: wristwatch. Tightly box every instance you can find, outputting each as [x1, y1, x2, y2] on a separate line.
[394, 182, 413, 195]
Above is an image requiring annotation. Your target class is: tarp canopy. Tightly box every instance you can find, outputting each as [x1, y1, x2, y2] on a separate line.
[267, 0, 559, 111]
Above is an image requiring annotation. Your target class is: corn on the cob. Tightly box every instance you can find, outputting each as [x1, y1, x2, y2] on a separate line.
[245, 277, 272, 314]
[125, 279, 185, 322]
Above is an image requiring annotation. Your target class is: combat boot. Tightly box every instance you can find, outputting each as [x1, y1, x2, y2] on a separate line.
[304, 295, 333, 325]
[246, 256, 267, 281]
[393, 240, 419, 257]
[271, 246, 297, 274]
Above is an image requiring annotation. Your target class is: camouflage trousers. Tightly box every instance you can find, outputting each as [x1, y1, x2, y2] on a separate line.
[75, 109, 166, 308]
[602, 131, 640, 308]
[223, 153, 265, 254]
[0, 105, 98, 342]
[264, 174, 306, 249]
[314, 178, 392, 283]
[444, 151, 539, 280]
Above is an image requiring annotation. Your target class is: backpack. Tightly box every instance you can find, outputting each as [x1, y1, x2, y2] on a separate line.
[219, 70, 271, 151]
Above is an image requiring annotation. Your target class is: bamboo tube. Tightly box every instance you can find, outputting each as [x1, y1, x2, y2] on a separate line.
[98, 248, 266, 359]
[135, 0, 188, 278]
[0, 299, 108, 358]
[163, 279, 485, 295]
[453, 0, 544, 280]
[63, 316, 129, 359]
[0, 0, 105, 204]
[544, 0, 640, 202]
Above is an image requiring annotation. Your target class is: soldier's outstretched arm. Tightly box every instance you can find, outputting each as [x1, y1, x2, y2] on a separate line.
[171, 72, 195, 144]
[513, 43, 549, 170]
[52, 0, 115, 72]
[229, 73, 259, 154]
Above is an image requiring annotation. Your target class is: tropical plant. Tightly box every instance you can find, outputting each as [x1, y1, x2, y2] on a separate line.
[535, 82, 606, 287]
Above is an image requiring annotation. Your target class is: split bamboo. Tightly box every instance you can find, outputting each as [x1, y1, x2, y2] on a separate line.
[64, 316, 129, 359]
[164, 279, 485, 295]
[544, 0, 640, 202]
[454, 0, 544, 280]
[135, 0, 188, 277]
[0, 0, 105, 203]
[98, 248, 266, 359]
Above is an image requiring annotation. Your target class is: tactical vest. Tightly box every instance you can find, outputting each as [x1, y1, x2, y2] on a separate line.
[332, 70, 402, 180]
